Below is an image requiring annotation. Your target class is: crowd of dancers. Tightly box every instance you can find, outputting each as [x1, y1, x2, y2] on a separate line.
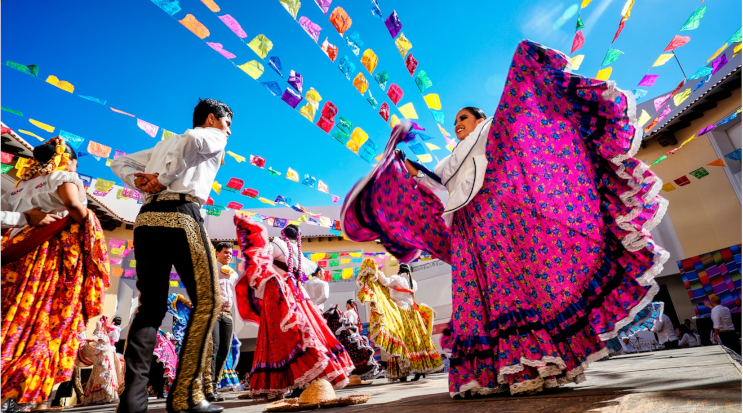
[2, 40, 674, 413]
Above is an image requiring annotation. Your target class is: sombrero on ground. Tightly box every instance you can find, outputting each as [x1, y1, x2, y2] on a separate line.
[265, 379, 371, 412]
[346, 375, 373, 386]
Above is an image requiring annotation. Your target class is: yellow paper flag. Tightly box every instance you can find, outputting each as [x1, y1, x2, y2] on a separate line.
[212, 181, 222, 195]
[679, 135, 696, 147]
[353, 72, 369, 94]
[226, 150, 246, 162]
[162, 129, 177, 140]
[425, 143, 441, 150]
[170, 280, 180, 287]
[45, 75, 74, 93]
[417, 154, 433, 163]
[637, 110, 651, 127]
[361, 49, 378, 74]
[200, 0, 220, 11]
[581, 0, 592, 8]
[29, 119, 55, 133]
[438, 124, 451, 137]
[389, 114, 401, 128]
[596, 67, 612, 81]
[179, 14, 210, 39]
[286, 167, 300, 182]
[398, 102, 418, 119]
[350, 128, 369, 145]
[248, 34, 273, 59]
[394, 33, 413, 57]
[571, 55, 585, 70]
[18, 130, 44, 141]
[708, 43, 728, 62]
[652, 53, 675, 67]
[299, 103, 317, 122]
[446, 144, 454, 151]
[734, 43, 742, 58]
[424, 94, 441, 110]
[106, 159, 112, 166]
[258, 197, 275, 206]
[661, 182, 676, 192]
[238, 61, 264, 79]
[673, 88, 692, 106]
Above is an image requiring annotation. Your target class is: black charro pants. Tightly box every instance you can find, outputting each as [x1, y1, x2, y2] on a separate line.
[118, 194, 221, 413]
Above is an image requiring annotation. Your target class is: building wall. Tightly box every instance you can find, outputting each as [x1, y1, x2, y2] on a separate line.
[635, 88, 742, 258]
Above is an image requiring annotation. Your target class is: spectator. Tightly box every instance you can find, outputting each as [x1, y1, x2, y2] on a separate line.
[677, 325, 698, 348]
[619, 336, 637, 355]
[651, 313, 679, 349]
[682, 319, 698, 334]
[710, 295, 741, 355]
[441, 354, 450, 373]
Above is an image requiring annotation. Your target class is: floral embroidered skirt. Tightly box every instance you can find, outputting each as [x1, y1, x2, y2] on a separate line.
[1, 213, 109, 404]
[79, 336, 124, 405]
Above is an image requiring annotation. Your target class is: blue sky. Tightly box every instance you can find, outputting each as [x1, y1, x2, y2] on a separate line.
[2, 0, 740, 209]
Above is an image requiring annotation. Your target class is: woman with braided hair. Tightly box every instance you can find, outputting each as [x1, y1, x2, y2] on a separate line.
[321, 300, 384, 380]
[232, 214, 354, 399]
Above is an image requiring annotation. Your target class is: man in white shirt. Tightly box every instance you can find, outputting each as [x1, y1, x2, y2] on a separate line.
[710, 295, 740, 355]
[303, 267, 330, 311]
[202, 242, 239, 403]
[1, 200, 61, 229]
[619, 336, 637, 355]
[651, 313, 679, 349]
[111, 98, 232, 413]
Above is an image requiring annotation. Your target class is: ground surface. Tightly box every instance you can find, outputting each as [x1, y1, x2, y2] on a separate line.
[65, 346, 741, 413]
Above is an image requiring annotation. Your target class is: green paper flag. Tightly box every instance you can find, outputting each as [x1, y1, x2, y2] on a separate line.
[6, 61, 38, 77]
[331, 273, 342, 281]
[680, 6, 706, 31]
[602, 49, 624, 66]
[205, 206, 222, 216]
[329, 259, 340, 267]
[415, 70, 432, 93]
[330, 252, 339, 259]
[268, 167, 282, 177]
[727, 27, 742, 44]
[0, 164, 12, 174]
[689, 167, 709, 179]
[1, 107, 22, 116]
[576, 17, 585, 31]
[650, 155, 667, 166]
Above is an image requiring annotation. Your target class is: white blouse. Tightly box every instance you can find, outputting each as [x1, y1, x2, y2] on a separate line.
[345, 308, 359, 325]
[2, 171, 86, 237]
[378, 272, 417, 310]
[303, 276, 329, 310]
[414, 118, 493, 226]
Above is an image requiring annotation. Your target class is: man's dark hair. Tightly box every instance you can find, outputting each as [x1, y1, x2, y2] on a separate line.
[215, 242, 233, 253]
[193, 98, 233, 128]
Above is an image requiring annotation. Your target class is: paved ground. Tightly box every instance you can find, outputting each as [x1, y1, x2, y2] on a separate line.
[66, 346, 741, 413]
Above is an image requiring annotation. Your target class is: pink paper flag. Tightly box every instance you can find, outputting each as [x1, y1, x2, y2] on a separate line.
[110, 258, 123, 265]
[571, 30, 585, 54]
[664, 35, 691, 52]
[124, 269, 136, 278]
[137, 119, 159, 138]
[206, 42, 236, 59]
[657, 104, 672, 122]
[654, 94, 671, 111]
[113, 150, 128, 159]
[218, 14, 247, 38]
[331, 194, 341, 204]
[638, 74, 659, 87]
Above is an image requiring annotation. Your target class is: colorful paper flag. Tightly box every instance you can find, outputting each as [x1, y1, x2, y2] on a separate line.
[137, 119, 159, 138]
[111, 107, 135, 117]
[398, 102, 418, 119]
[652, 53, 674, 67]
[708, 158, 726, 167]
[238, 61, 264, 79]
[674, 176, 691, 186]
[206, 42, 236, 59]
[248, 34, 273, 59]
[571, 55, 585, 70]
[258, 197, 275, 206]
[601, 49, 623, 66]
[571, 31, 585, 54]
[218, 14, 247, 38]
[633, 89, 648, 100]
[664, 35, 691, 52]
[661, 182, 676, 192]
[151, 0, 182, 16]
[87, 140, 112, 158]
[689, 66, 712, 80]
[29, 119, 54, 133]
[298, 16, 322, 43]
[673, 89, 692, 106]
[689, 167, 709, 179]
[318, 180, 329, 193]
[596, 67, 612, 81]
[331, 195, 341, 204]
[212, 181, 222, 195]
[394, 33, 412, 57]
[724, 149, 742, 161]
[18, 130, 43, 141]
[711, 53, 728, 75]
[638, 74, 659, 87]
[226, 151, 245, 162]
[286, 167, 300, 182]
[637, 110, 651, 127]
[45, 75, 74, 93]
[680, 6, 706, 31]
[6, 61, 38, 77]
[179, 14, 210, 38]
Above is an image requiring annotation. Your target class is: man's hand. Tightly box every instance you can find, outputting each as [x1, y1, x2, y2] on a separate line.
[24, 207, 61, 227]
[133, 172, 166, 194]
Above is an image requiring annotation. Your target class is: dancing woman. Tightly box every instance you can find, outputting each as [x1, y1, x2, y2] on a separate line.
[356, 260, 442, 381]
[322, 301, 383, 380]
[342, 40, 669, 396]
[232, 213, 354, 399]
[79, 316, 125, 405]
[1, 137, 110, 407]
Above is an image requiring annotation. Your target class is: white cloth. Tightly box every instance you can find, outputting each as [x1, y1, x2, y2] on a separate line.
[378, 272, 417, 310]
[712, 305, 735, 331]
[218, 266, 239, 311]
[619, 340, 637, 354]
[1, 211, 27, 228]
[2, 171, 85, 238]
[108, 326, 121, 344]
[110, 127, 227, 206]
[345, 308, 359, 326]
[651, 314, 678, 344]
[710, 330, 718, 344]
[414, 118, 493, 227]
[303, 276, 329, 310]
[268, 237, 318, 276]
[678, 333, 698, 347]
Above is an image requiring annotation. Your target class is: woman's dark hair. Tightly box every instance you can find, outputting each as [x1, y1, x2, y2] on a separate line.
[112, 316, 122, 326]
[283, 224, 299, 240]
[346, 299, 362, 331]
[454, 106, 487, 126]
[398, 264, 414, 296]
[193, 98, 234, 128]
[33, 142, 76, 164]
[215, 242, 233, 253]
[678, 325, 692, 337]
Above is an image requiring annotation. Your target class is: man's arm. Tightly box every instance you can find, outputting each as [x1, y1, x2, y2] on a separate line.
[155, 128, 226, 188]
[712, 309, 721, 343]
[110, 147, 155, 190]
[1, 211, 26, 229]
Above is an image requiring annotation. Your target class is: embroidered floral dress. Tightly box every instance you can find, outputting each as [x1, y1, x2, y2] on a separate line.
[79, 316, 124, 405]
[1, 171, 110, 405]
[323, 305, 384, 380]
[341, 40, 669, 396]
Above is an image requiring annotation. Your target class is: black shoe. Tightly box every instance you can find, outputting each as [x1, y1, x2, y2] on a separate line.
[167, 400, 224, 413]
[411, 373, 422, 382]
[290, 387, 303, 398]
[399, 376, 408, 382]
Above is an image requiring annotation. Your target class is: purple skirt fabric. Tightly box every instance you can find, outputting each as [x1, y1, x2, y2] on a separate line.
[341, 40, 669, 396]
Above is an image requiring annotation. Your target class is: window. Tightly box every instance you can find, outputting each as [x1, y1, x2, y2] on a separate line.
[707, 109, 742, 202]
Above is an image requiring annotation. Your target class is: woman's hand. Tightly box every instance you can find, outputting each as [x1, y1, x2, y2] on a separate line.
[57, 182, 88, 225]
[396, 150, 419, 176]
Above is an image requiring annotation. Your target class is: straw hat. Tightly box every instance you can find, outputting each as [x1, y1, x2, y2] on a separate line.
[347, 375, 373, 386]
[265, 379, 371, 412]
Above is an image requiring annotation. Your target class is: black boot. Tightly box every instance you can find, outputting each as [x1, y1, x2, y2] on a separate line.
[399, 376, 408, 382]
[167, 400, 224, 413]
[411, 373, 423, 382]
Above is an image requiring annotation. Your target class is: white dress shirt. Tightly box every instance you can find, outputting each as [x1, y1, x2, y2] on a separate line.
[414, 118, 493, 227]
[303, 276, 329, 310]
[110, 127, 227, 206]
[651, 314, 679, 344]
[1, 171, 85, 237]
[678, 333, 698, 347]
[712, 305, 736, 331]
[269, 238, 318, 276]
[619, 339, 637, 355]
[218, 266, 239, 311]
[345, 308, 359, 326]
[378, 272, 417, 310]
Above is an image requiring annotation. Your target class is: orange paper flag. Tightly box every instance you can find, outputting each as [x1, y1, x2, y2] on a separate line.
[200, 0, 220, 12]
[111, 107, 135, 117]
[708, 158, 726, 167]
[180, 14, 210, 39]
